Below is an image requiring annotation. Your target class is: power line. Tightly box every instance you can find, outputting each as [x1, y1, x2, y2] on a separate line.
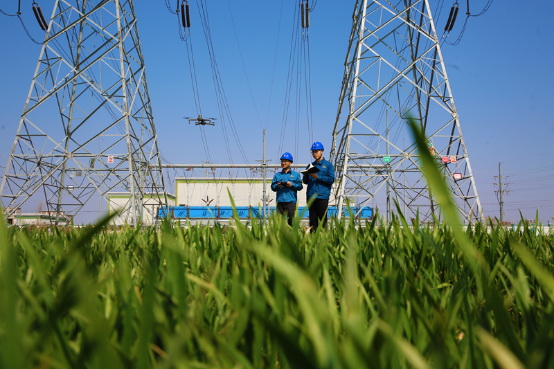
[196, 0, 250, 164]
[277, 0, 313, 159]
[225, 0, 263, 130]
[264, 0, 285, 139]
[508, 175, 554, 184]
[277, 1, 298, 157]
[164, 0, 177, 14]
[504, 164, 554, 177]
[1, 7, 43, 44]
[0, 8, 18, 16]
[508, 199, 554, 205]
[510, 186, 554, 193]
[443, 0, 496, 46]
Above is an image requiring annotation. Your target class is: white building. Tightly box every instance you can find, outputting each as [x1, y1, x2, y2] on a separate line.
[107, 177, 307, 225]
[107, 192, 176, 226]
[175, 177, 308, 208]
[5, 208, 73, 226]
[107, 176, 371, 225]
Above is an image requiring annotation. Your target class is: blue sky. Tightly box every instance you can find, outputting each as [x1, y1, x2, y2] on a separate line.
[1, 0, 553, 224]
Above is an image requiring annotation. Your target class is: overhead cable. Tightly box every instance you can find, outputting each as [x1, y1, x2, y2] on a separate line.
[225, 0, 263, 130]
[1, 6, 43, 44]
[278, 0, 314, 158]
[164, 0, 177, 14]
[0, 8, 18, 16]
[444, 0, 495, 46]
[264, 0, 285, 136]
[196, 0, 250, 164]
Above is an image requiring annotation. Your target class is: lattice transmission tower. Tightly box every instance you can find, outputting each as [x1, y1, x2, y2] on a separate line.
[331, 0, 482, 223]
[0, 0, 167, 224]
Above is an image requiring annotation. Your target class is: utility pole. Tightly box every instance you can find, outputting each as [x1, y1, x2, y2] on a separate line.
[330, 0, 482, 223]
[262, 129, 268, 221]
[254, 129, 271, 221]
[498, 163, 504, 222]
[0, 0, 167, 225]
[494, 162, 509, 223]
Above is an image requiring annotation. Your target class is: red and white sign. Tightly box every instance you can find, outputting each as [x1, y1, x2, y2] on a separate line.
[450, 155, 457, 163]
[441, 156, 450, 163]
[453, 173, 463, 180]
[107, 156, 114, 163]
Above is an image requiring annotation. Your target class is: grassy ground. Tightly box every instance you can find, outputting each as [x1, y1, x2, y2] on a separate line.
[1, 214, 553, 368]
[1, 120, 552, 368]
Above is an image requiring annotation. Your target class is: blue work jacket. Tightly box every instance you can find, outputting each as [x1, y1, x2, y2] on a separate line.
[271, 170, 303, 203]
[302, 158, 335, 200]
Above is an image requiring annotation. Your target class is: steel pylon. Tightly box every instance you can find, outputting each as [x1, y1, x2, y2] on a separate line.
[330, 0, 482, 223]
[0, 0, 167, 225]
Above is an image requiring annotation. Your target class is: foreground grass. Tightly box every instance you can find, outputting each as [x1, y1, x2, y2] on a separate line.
[1, 215, 553, 369]
[2, 120, 553, 368]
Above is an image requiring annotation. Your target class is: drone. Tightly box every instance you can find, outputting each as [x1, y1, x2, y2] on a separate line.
[184, 114, 216, 126]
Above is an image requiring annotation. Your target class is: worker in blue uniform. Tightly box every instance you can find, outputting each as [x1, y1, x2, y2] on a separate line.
[271, 152, 303, 226]
[302, 141, 335, 231]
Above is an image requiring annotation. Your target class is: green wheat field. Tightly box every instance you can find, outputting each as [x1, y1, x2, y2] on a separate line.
[1, 121, 553, 368]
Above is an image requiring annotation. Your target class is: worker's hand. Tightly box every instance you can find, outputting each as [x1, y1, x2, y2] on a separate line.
[285, 181, 292, 187]
[309, 173, 318, 179]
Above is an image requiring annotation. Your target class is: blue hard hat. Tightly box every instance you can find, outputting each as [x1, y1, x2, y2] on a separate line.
[280, 152, 293, 162]
[310, 141, 324, 151]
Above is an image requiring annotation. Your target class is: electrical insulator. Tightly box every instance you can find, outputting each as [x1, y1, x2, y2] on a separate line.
[181, 1, 191, 28]
[301, 1, 310, 28]
[186, 3, 191, 28]
[32, 2, 48, 31]
[180, 3, 186, 26]
[444, 3, 459, 32]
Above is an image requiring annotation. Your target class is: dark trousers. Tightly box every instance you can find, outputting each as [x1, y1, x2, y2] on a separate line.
[277, 202, 296, 226]
[308, 198, 329, 231]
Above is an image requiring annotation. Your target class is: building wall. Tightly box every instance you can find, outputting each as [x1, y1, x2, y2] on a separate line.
[5, 210, 72, 226]
[175, 177, 313, 207]
[107, 193, 176, 225]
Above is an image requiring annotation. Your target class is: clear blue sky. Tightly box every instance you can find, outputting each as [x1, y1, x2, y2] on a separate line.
[1, 0, 553, 224]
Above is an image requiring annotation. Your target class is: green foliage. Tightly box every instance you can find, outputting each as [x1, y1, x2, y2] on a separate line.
[1, 215, 553, 369]
[0, 121, 553, 368]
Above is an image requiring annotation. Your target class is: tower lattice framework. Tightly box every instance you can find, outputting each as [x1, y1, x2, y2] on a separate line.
[331, 0, 482, 223]
[0, 0, 167, 224]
